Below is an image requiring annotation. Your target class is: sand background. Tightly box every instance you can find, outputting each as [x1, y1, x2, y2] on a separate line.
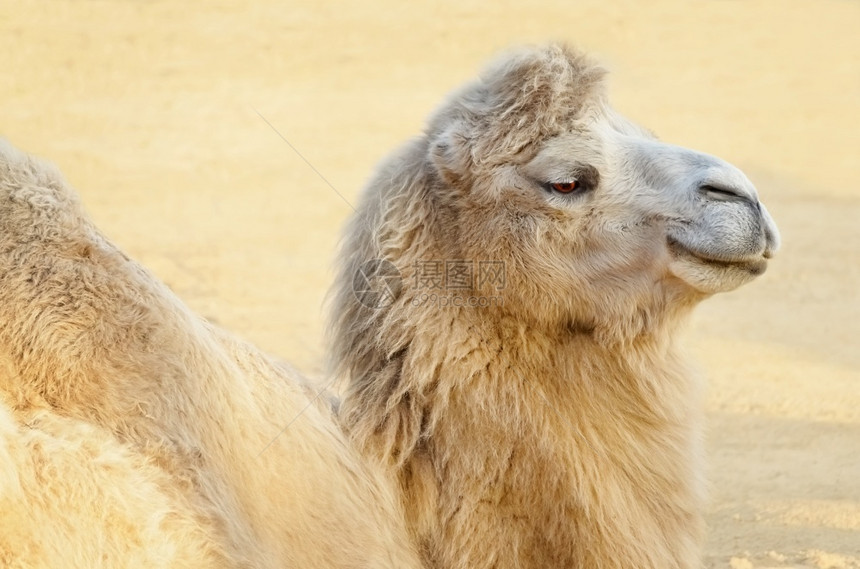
[1, 1, 857, 566]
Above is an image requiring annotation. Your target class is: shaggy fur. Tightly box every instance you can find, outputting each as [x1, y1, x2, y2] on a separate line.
[0, 140, 421, 569]
[329, 44, 779, 568]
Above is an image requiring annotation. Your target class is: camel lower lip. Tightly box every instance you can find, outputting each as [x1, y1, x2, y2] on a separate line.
[667, 238, 767, 276]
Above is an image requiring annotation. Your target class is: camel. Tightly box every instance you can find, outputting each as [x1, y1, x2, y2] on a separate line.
[329, 44, 780, 568]
[0, 139, 421, 568]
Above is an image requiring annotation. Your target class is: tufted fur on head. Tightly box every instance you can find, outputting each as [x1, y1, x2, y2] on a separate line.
[329, 44, 778, 568]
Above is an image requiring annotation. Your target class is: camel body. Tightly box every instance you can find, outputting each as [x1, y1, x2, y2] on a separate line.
[0, 140, 419, 568]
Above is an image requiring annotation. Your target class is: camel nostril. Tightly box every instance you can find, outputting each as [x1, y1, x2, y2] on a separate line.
[698, 184, 748, 203]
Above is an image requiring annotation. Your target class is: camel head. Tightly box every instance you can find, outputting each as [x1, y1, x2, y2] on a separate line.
[426, 44, 778, 334]
[337, 44, 779, 346]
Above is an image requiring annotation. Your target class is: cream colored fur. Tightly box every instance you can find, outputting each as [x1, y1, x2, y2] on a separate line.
[0, 140, 421, 568]
[329, 45, 779, 568]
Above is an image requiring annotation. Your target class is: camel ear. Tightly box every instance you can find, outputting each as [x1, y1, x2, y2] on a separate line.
[429, 124, 473, 185]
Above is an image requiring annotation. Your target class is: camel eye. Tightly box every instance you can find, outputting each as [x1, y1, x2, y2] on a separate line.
[548, 181, 581, 194]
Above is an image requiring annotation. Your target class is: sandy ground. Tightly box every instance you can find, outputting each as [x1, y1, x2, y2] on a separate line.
[1, 1, 858, 566]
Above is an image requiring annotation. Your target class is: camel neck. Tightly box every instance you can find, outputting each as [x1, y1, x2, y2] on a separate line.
[339, 310, 701, 568]
[341, 304, 694, 476]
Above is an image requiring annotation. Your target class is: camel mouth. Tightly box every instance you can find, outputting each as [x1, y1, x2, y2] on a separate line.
[667, 237, 768, 277]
